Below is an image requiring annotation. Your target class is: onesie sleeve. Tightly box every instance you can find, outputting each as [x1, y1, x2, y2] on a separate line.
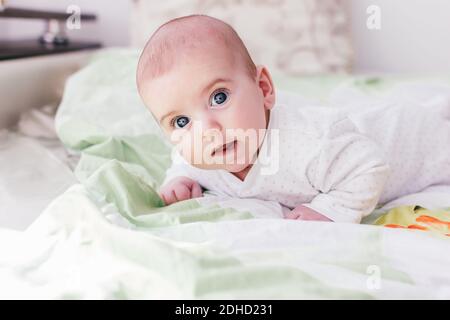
[303, 117, 390, 223]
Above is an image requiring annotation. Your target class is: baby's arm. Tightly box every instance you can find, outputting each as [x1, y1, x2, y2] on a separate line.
[301, 118, 390, 223]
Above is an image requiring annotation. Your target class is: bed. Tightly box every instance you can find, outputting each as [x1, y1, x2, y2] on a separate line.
[0, 51, 92, 230]
[0, 48, 449, 299]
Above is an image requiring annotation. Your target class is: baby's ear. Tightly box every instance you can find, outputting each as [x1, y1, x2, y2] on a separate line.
[256, 65, 276, 110]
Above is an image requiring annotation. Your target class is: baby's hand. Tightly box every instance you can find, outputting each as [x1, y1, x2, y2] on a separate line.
[159, 177, 203, 205]
[284, 205, 333, 222]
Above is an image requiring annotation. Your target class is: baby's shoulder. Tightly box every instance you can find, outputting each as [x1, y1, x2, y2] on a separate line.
[274, 102, 352, 139]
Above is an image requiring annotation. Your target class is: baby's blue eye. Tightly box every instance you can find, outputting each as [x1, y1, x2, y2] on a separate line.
[210, 90, 228, 106]
[173, 116, 190, 129]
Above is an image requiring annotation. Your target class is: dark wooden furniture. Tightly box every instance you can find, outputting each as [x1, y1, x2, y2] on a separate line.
[0, 6, 101, 60]
[0, 7, 96, 20]
[0, 40, 101, 61]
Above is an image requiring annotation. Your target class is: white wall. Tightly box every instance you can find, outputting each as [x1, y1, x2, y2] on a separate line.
[0, 0, 131, 46]
[2, 0, 450, 74]
[350, 0, 450, 74]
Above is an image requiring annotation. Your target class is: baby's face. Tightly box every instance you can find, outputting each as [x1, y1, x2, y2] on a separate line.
[140, 47, 273, 173]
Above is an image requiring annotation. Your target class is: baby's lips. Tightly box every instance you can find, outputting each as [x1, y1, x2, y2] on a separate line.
[211, 140, 236, 156]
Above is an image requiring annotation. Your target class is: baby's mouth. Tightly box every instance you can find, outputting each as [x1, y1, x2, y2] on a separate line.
[211, 140, 237, 157]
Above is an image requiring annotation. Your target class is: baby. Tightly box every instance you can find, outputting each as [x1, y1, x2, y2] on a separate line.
[137, 15, 450, 223]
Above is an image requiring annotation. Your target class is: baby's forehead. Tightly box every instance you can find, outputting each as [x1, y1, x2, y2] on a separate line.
[144, 30, 235, 77]
[141, 46, 236, 94]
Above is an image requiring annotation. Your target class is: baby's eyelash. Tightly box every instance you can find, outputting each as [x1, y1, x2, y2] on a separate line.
[211, 88, 230, 97]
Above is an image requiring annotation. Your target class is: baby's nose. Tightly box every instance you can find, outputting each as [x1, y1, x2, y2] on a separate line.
[201, 115, 222, 131]
[200, 116, 223, 142]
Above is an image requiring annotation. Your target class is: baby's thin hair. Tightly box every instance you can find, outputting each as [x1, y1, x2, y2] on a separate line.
[136, 14, 257, 92]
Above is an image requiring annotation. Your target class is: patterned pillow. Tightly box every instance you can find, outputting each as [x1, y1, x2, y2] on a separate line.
[130, 0, 353, 76]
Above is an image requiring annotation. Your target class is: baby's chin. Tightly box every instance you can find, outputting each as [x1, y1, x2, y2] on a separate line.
[191, 161, 251, 173]
[222, 162, 252, 173]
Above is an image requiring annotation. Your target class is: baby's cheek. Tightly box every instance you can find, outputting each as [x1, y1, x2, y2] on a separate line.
[235, 106, 265, 131]
[180, 139, 197, 164]
[177, 134, 211, 167]
[170, 131, 194, 162]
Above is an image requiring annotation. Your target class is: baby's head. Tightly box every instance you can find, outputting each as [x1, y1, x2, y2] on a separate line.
[137, 15, 275, 174]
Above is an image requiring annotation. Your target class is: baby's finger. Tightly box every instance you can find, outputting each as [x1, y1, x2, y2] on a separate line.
[174, 184, 191, 202]
[284, 211, 301, 220]
[164, 190, 178, 205]
[190, 182, 203, 198]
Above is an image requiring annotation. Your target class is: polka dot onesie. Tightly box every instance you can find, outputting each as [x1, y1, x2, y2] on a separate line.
[163, 87, 450, 223]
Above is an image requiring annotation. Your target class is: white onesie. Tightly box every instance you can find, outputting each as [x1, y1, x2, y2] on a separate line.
[163, 86, 450, 223]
